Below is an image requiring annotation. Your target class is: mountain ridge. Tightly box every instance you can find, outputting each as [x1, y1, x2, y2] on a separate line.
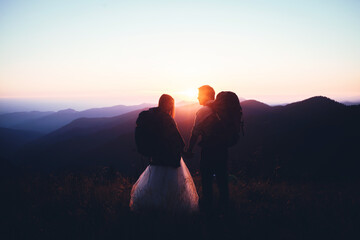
[3, 96, 359, 179]
[0, 103, 153, 133]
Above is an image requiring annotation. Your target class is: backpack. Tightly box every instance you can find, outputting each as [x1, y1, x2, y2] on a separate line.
[203, 91, 244, 147]
[135, 108, 163, 157]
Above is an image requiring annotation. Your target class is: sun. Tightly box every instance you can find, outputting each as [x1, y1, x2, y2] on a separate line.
[180, 88, 198, 101]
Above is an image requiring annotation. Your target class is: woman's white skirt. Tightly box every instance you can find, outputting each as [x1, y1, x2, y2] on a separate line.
[130, 158, 199, 213]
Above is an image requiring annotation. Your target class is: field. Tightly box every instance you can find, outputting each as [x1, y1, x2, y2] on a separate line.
[2, 168, 359, 240]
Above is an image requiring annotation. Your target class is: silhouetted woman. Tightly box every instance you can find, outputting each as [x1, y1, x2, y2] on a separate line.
[130, 94, 198, 213]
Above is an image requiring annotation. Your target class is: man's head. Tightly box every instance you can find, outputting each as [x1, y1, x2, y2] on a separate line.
[158, 94, 175, 118]
[198, 85, 215, 105]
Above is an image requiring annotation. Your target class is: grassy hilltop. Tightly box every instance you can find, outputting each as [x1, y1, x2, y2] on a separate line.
[2, 168, 359, 240]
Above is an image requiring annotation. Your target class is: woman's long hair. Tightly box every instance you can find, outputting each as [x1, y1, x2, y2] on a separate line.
[158, 94, 175, 118]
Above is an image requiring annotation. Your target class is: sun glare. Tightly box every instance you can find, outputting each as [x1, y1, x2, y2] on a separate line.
[179, 89, 198, 101]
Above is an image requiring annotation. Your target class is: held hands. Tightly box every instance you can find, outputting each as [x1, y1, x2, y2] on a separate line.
[183, 137, 197, 159]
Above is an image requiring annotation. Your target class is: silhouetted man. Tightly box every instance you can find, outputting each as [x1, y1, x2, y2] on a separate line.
[186, 85, 229, 213]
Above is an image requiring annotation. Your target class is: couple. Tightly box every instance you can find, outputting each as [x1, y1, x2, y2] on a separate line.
[130, 85, 242, 214]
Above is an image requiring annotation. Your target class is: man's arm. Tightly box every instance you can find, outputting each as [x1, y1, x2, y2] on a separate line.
[187, 106, 213, 152]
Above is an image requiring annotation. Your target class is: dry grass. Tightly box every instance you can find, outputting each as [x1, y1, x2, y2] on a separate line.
[2, 169, 360, 240]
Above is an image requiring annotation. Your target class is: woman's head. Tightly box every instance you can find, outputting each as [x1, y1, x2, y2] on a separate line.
[158, 94, 175, 118]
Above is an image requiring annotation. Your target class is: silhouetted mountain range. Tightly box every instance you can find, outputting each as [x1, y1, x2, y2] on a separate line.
[342, 100, 360, 106]
[2, 96, 360, 179]
[237, 96, 360, 179]
[0, 111, 54, 128]
[0, 103, 153, 133]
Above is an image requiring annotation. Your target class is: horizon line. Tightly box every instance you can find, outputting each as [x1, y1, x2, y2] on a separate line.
[1, 95, 360, 114]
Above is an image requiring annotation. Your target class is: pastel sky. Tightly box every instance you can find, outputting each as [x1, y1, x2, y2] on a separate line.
[0, 0, 359, 110]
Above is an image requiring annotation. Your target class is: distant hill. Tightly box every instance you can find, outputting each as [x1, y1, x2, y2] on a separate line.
[241, 100, 272, 116]
[0, 103, 153, 133]
[0, 127, 43, 159]
[236, 96, 360, 179]
[8, 96, 360, 179]
[341, 101, 360, 106]
[0, 111, 54, 128]
[12, 104, 199, 173]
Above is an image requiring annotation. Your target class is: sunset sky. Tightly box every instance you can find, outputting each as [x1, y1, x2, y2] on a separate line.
[0, 0, 359, 111]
